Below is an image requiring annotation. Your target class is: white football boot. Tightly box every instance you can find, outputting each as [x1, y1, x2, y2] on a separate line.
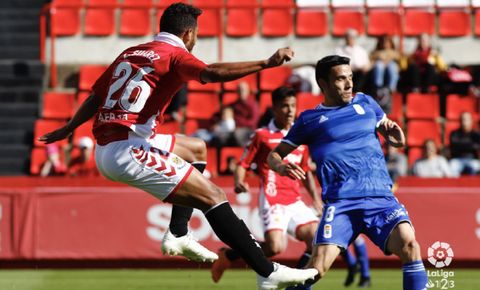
[257, 262, 318, 290]
[161, 229, 218, 263]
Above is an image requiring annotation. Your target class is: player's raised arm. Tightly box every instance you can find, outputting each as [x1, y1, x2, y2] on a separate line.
[268, 142, 305, 180]
[39, 94, 102, 144]
[377, 117, 406, 148]
[200, 47, 294, 83]
[234, 165, 250, 194]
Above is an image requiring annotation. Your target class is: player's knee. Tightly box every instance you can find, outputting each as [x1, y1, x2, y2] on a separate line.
[401, 239, 421, 262]
[191, 138, 207, 161]
[203, 184, 227, 207]
[266, 241, 284, 256]
[313, 264, 329, 280]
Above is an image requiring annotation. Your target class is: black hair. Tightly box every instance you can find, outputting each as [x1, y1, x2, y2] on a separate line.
[315, 55, 350, 83]
[271, 86, 296, 106]
[160, 3, 202, 36]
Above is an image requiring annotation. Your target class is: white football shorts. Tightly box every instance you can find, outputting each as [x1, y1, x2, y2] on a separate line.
[95, 133, 193, 201]
[259, 197, 319, 239]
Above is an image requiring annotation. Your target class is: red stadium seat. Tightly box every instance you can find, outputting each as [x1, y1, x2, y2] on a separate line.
[197, 8, 221, 37]
[446, 94, 478, 121]
[295, 9, 328, 37]
[261, 8, 293, 37]
[475, 9, 480, 36]
[367, 9, 400, 36]
[122, 0, 152, 7]
[157, 0, 188, 7]
[407, 120, 441, 147]
[438, 9, 471, 37]
[407, 146, 423, 167]
[79, 65, 108, 91]
[84, 8, 116, 36]
[119, 8, 151, 36]
[405, 93, 439, 120]
[186, 92, 220, 119]
[226, 8, 257, 37]
[42, 92, 75, 119]
[297, 93, 323, 114]
[184, 119, 199, 135]
[222, 74, 258, 92]
[219, 147, 245, 173]
[332, 9, 365, 36]
[34, 119, 69, 147]
[73, 120, 95, 145]
[262, 0, 294, 8]
[88, 0, 118, 5]
[404, 8, 435, 36]
[187, 81, 220, 92]
[222, 92, 239, 106]
[52, 0, 84, 7]
[259, 66, 292, 91]
[51, 8, 80, 36]
[259, 92, 272, 115]
[388, 92, 404, 122]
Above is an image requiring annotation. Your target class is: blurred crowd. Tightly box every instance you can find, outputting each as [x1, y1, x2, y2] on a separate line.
[37, 29, 480, 179]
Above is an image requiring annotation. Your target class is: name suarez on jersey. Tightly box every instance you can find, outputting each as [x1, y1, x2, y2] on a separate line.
[98, 112, 128, 122]
[123, 50, 160, 62]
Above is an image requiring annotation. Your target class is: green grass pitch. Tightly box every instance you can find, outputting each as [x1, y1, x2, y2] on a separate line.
[0, 269, 478, 290]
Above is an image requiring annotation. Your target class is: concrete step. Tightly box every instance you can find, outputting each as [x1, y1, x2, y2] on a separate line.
[0, 158, 30, 176]
[0, 47, 40, 60]
[0, 130, 32, 144]
[0, 76, 43, 87]
[0, 144, 31, 159]
[0, 87, 41, 103]
[0, 60, 44, 79]
[0, 103, 39, 118]
[0, 117, 36, 131]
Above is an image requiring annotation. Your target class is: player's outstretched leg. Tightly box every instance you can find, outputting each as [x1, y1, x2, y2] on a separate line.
[386, 222, 428, 290]
[162, 137, 217, 262]
[168, 169, 318, 290]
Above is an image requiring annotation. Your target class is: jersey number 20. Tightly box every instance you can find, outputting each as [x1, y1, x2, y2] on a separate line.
[103, 61, 153, 113]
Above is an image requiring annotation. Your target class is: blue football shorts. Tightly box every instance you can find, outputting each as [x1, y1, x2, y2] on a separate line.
[315, 196, 412, 255]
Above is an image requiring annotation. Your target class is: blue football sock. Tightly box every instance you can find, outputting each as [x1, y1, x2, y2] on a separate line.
[285, 252, 312, 290]
[342, 248, 357, 268]
[402, 260, 428, 290]
[353, 239, 370, 278]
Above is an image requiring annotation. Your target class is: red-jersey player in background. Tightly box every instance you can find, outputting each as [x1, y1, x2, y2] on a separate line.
[39, 3, 318, 289]
[211, 87, 322, 290]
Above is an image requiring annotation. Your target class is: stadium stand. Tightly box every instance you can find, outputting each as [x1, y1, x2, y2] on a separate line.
[41, 92, 75, 120]
[225, 0, 257, 37]
[405, 93, 440, 120]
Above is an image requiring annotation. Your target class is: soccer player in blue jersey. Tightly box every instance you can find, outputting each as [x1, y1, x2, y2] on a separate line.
[267, 55, 428, 290]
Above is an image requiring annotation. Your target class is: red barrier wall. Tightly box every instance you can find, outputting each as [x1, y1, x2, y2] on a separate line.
[0, 177, 479, 263]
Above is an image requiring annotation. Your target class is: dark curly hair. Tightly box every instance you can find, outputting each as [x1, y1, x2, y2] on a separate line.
[159, 3, 202, 36]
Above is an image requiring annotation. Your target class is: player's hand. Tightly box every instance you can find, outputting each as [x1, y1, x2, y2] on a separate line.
[38, 126, 72, 144]
[380, 119, 405, 148]
[234, 181, 250, 194]
[278, 162, 305, 180]
[266, 47, 294, 68]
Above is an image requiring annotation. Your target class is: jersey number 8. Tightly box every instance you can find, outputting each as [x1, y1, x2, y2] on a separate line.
[103, 61, 153, 113]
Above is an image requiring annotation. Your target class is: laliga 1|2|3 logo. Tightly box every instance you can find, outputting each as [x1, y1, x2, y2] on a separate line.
[426, 241, 455, 289]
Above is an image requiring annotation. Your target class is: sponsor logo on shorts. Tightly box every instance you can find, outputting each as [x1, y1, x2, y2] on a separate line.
[323, 224, 332, 239]
[170, 156, 186, 170]
[384, 208, 407, 224]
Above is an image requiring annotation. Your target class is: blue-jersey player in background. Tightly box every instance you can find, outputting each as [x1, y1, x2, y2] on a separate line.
[267, 55, 428, 290]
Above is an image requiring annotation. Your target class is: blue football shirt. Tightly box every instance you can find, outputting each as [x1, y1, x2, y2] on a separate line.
[283, 93, 393, 201]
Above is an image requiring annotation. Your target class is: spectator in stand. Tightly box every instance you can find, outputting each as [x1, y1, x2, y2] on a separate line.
[67, 136, 99, 177]
[231, 81, 259, 147]
[449, 112, 480, 176]
[164, 84, 188, 124]
[412, 139, 454, 178]
[40, 143, 67, 177]
[406, 34, 445, 94]
[286, 65, 320, 95]
[208, 106, 237, 147]
[335, 28, 370, 93]
[386, 144, 408, 183]
[370, 35, 400, 114]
